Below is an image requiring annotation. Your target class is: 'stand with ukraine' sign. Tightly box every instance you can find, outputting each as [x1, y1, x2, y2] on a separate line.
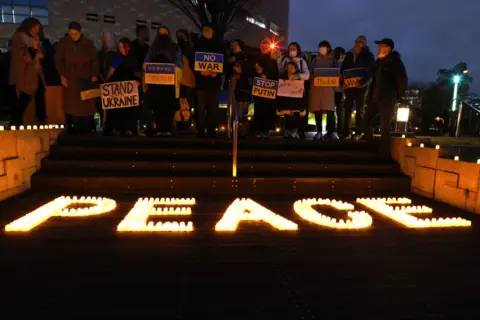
[144, 63, 176, 85]
[252, 77, 279, 99]
[194, 52, 224, 73]
[314, 68, 340, 87]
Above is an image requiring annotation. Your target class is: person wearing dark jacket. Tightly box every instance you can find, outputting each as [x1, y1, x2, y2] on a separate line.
[254, 39, 279, 138]
[193, 24, 225, 138]
[103, 37, 141, 136]
[229, 39, 254, 137]
[340, 35, 375, 139]
[176, 29, 195, 113]
[333, 47, 346, 135]
[132, 25, 152, 135]
[365, 38, 408, 159]
[144, 26, 182, 137]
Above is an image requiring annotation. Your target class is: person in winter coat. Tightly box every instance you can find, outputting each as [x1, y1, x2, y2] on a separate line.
[333, 47, 346, 135]
[176, 29, 195, 115]
[309, 41, 339, 140]
[102, 37, 141, 136]
[253, 38, 279, 138]
[340, 35, 375, 140]
[8, 17, 45, 126]
[365, 38, 408, 159]
[144, 26, 182, 137]
[55, 21, 99, 135]
[229, 39, 254, 137]
[132, 25, 152, 135]
[193, 24, 225, 138]
[278, 42, 309, 139]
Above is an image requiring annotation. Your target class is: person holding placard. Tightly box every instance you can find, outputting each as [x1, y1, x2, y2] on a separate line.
[253, 38, 279, 138]
[101, 37, 141, 136]
[193, 24, 225, 138]
[309, 41, 340, 141]
[277, 42, 309, 139]
[55, 22, 99, 135]
[144, 26, 182, 137]
[340, 36, 375, 140]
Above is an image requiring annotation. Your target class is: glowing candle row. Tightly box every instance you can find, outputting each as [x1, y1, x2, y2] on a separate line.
[294, 200, 372, 229]
[215, 198, 298, 231]
[392, 206, 432, 214]
[117, 198, 195, 232]
[357, 198, 471, 228]
[149, 207, 192, 215]
[299, 198, 354, 211]
[5, 196, 117, 232]
[4, 125, 64, 131]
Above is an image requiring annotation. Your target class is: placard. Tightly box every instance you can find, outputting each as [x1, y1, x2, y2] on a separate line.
[80, 80, 100, 100]
[194, 52, 224, 73]
[314, 68, 340, 87]
[252, 77, 278, 99]
[144, 63, 176, 85]
[343, 68, 368, 88]
[101, 81, 139, 110]
[277, 79, 305, 98]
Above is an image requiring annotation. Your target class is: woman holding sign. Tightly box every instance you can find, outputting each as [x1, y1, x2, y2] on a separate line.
[277, 42, 309, 139]
[144, 27, 182, 137]
[309, 41, 340, 141]
[102, 37, 141, 136]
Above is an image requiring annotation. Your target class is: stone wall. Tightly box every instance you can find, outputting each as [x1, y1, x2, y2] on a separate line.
[0, 129, 62, 201]
[392, 137, 480, 214]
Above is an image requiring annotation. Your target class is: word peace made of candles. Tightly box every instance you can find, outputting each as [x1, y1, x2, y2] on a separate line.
[3, 196, 471, 234]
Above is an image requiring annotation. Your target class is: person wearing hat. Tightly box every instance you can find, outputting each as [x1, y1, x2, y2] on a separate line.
[192, 23, 226, 138]
[365, 38, 408, 158]
[340, 35, 375, 140]
[55, 21, 99, 134]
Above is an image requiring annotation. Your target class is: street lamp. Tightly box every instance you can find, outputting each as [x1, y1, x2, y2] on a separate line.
[452, 75, 460, 112]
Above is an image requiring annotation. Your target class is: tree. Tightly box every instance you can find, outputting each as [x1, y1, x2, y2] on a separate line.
[167, 0, 259, 39]
[436, 62, 473, 95]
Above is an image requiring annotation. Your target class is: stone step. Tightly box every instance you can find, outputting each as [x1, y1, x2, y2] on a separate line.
[41, 159, 402, 178]
[48, 146, 388, 164]
[31, 174, 410, 196]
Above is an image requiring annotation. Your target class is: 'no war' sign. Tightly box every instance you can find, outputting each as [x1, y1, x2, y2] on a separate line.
[194, 52, 224, 73]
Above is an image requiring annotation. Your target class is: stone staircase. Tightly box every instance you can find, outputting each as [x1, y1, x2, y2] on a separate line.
[31, 134, 410, 197]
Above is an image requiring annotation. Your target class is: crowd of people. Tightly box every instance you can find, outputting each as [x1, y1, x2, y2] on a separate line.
[4, 17, 408, 157]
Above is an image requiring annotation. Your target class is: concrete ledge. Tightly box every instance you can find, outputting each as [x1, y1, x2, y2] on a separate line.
[393, 137, 480, 214]
[0, 129, 63, 201]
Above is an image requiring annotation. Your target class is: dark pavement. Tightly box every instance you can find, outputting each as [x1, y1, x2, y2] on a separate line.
[1, 192, 480, 319]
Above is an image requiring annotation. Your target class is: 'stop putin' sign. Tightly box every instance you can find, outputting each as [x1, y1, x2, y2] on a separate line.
[194, 52, 224, 73]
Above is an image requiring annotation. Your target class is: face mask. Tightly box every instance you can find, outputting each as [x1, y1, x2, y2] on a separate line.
[319, 47, 328, 56]
[289, 50, 297, 58]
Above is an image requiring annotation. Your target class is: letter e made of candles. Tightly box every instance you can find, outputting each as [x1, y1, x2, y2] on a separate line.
[252, 77, 279, 99]
[101, 81, 140, 110]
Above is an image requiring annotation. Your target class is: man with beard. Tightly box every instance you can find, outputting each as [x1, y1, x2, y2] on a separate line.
[365, 38, 408, 159]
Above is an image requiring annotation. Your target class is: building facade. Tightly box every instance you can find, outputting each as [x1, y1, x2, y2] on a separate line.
[0, 0, 289, 48]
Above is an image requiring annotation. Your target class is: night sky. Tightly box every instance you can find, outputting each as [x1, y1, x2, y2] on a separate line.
[289, 0, 478, 93]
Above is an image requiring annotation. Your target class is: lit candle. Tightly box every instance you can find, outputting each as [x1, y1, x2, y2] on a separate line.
[454, 156, 459, 161]
[436, 145, 440, 150]
[420, 143, 424, 148]
[10, 126, 16, 131]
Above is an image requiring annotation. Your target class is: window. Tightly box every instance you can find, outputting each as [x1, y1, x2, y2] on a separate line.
[151, 22, 162, 30]
[86, 13, 99, 22]
[0, 0, 48, 25]
[246, 16, 266, 29]
[269, 22, 280, 36]
[103, 15, 115, 24]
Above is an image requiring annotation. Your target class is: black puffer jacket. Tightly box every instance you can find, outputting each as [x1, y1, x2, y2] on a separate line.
[340, 46, 376, 88]
[369, 51, 408, 103]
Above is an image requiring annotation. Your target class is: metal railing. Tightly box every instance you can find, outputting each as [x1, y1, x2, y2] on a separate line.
[228, 79, 239, 177]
